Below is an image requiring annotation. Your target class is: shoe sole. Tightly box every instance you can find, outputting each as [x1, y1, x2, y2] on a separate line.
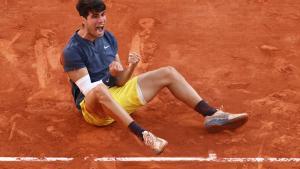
[206, 114, 248, 133]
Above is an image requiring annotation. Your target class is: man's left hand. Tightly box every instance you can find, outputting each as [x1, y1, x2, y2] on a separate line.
[128, 52, 141, 67]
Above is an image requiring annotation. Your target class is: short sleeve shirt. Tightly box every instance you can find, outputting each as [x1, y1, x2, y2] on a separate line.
[63, 30, 118, 110]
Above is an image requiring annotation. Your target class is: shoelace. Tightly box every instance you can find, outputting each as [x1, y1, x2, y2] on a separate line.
[207, 111, 229, 120]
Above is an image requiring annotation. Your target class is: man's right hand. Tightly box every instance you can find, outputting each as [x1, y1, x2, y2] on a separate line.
[109, 61, 124, 77]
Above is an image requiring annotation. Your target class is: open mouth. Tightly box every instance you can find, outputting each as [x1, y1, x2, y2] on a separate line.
[96, 25, 105, 32]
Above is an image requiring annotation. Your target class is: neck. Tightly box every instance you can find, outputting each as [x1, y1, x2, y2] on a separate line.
[77, 28, 97, 41]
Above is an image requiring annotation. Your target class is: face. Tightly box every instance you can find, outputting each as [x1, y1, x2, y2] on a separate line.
[83, 10, 106, 39]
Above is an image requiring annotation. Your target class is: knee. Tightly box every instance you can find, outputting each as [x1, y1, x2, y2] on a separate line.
[90, 85, 113, 104]
[162, 66, 177, 75]
[161, 66, 180, 80]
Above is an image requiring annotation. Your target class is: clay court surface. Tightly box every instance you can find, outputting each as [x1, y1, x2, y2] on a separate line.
[0, 0, 299, 168]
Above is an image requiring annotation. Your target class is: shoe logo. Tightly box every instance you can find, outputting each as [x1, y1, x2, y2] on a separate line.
[104, 45, 110, 49]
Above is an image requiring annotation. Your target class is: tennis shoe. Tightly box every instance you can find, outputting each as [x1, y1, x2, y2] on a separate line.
[142, 131, 168, 154]
[204, 110, 248, 133]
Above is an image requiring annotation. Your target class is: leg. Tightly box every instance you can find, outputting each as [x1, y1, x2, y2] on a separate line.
[138, 66, 248, 132]
[84, 84, 134, 126]
[138, 66, 202, 108]
[84, 84, 168, 153]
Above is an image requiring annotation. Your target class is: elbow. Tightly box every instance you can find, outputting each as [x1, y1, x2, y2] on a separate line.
[116, 79, 126, 86]
[116, 81, 125, 87]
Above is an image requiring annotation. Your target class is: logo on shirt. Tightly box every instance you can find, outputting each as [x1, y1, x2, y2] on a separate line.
[104, 45, 110, 49]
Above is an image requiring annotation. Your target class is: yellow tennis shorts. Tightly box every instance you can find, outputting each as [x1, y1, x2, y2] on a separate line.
[80, 76, 146, 126]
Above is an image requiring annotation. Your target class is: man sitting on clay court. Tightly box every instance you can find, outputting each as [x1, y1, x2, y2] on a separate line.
[62, 0, 248, 154]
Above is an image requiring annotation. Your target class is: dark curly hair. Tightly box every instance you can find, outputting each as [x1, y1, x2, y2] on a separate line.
[76, 0, 106, 18]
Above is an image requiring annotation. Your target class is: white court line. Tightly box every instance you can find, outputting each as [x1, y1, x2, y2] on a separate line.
[0, 154, 299, 163]
[93, 157, 300, 163]
[0, 157, 73, 162]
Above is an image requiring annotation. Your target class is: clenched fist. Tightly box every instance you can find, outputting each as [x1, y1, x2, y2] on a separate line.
[128, 52, 141, 66]
[109, 61, 124, 77]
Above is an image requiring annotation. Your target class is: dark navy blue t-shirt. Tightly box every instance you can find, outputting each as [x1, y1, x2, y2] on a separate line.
[63, 30, 118, 110]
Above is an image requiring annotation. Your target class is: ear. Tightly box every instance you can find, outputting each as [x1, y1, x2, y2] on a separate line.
[80, 16, 87, 26]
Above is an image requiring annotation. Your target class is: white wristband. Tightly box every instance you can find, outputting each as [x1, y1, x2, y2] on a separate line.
[75, 74, 103, 96]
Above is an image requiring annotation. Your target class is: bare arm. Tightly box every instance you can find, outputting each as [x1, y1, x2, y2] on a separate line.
[67, 67, 89, 83]
[112, 53, 139, 86]
[66, 67, 107, 95]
